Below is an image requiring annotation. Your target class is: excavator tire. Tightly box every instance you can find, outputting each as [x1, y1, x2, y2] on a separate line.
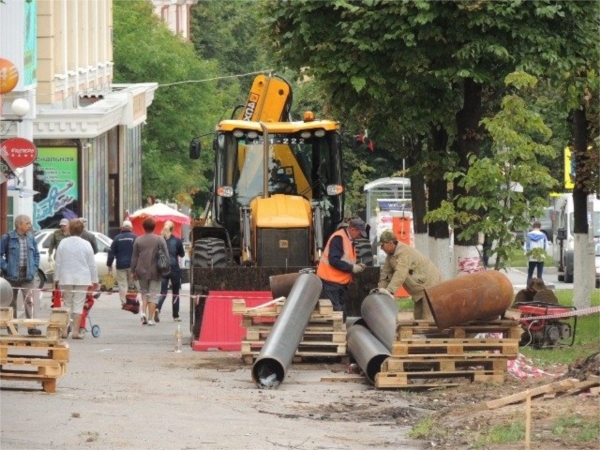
[192, 237, 227, 268]
[355, 238, 374, 266]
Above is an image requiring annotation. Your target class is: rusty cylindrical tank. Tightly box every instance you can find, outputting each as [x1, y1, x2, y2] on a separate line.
[360, 292, 398, 352]
[252, 273, 322, 388]
[269, 272, 302, 299]
[424, 270, 514, 329]
[346, 324, 390, 383]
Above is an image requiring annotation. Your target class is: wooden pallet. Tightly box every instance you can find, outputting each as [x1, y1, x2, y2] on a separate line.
[241, 340, 346, 355]
[0, 307, 70, 342]
[0, 341, 70, 393]
[375, 369, 505, 389]
[396, 319, 522, 340]
[242, 353, 350, 365]
[392, 338, 519, 357]
[245, 329, 346, 343]
[381, 355, 509, 373]
[241, 313, 344, 329]
[233, 298, 334, 317]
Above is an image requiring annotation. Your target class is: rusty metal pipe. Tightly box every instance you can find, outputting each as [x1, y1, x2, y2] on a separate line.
[347, 324, 390, 383]
[269, 272, 301, 299]
[252, 273, 322, 388]
[424, 270, 514, 329]
[360, 292, 399, 352]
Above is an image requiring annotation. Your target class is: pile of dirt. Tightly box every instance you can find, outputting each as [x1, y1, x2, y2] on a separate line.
[563, 351, 600, 380]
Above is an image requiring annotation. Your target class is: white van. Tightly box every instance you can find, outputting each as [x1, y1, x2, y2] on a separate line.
[553, 193, 600, 283]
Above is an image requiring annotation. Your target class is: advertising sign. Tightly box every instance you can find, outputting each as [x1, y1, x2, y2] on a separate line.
[32, 147, 80, 230]
[0, 137, 37, 169]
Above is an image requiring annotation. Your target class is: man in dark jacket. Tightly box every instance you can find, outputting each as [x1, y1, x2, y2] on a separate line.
[156, 220, 185, 322]
[107, 220, 137, 305]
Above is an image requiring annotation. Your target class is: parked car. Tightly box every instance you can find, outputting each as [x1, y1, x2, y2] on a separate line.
[34, 229, 113, 286]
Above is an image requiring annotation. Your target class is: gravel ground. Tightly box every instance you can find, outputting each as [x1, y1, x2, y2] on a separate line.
[1, 287, 423, 450]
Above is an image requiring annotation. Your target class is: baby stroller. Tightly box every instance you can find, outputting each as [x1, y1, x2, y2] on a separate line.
[52, 284, 102, 338]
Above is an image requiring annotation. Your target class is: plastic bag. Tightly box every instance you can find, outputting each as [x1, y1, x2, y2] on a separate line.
[101, 273, 116, 291]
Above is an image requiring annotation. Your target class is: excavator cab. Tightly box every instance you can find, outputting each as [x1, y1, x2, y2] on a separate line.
[193, 118, 344, 268]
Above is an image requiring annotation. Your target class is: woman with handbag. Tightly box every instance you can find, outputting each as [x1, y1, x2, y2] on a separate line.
[130, 217, 169, 326]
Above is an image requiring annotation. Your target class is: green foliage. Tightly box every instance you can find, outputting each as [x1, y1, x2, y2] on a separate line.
[552, 415, 599, 442]
[426, 72, 558, 269]
[113, 0, 227, 205]
[475, 421, 525, 446]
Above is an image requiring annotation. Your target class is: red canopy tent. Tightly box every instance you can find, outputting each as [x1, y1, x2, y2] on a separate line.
[129, 203, 190, 238]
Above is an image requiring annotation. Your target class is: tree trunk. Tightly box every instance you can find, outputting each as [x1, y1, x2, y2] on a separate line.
[453, 78, 483, 275]
[572, 107, 592, 308]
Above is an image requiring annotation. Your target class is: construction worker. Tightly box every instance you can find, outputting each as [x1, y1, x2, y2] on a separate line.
[376, 230, 442, 320]
[317, 218, 367, 319]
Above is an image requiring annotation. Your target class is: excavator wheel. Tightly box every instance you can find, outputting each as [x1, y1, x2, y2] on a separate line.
[192, 237, 228, 268]
[355, 238, 374, 266]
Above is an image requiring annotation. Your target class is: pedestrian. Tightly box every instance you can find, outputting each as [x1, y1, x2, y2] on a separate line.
[47, 218, 70, 263]
[54, 219, 99, 339]
[107, 220, 138, 306]
[0, 214, 41, 334]
[145, 195, 155, 207]
[376, 230, 442, 320]
[130, 217, 169, 326]
[316, 218, 367, 319]
[525, 220, 548, 286]
[79, 218, 98, 254]
[156, 220, 185, 323]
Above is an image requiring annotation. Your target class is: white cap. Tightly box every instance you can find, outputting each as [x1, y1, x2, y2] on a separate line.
[59, 218, 69, 226]
[122, 220, 133, 229]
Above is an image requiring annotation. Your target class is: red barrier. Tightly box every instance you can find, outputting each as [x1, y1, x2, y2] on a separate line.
[191, 291, 273, 351]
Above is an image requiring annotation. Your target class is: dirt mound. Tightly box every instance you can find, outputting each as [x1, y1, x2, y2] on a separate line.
[563, 351, 600, 380]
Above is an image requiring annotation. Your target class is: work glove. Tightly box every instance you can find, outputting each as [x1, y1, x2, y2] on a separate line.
[352, 263, 366, 274]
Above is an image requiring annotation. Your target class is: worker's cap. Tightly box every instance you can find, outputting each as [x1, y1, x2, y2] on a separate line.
[59, 218, 69, 226]
[379, 230, 396, 244]
[122, 220, 133, 230]
[348, 218, 367, 238]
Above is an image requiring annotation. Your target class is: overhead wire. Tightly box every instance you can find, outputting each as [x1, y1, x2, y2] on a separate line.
[157, 69, 274, 88]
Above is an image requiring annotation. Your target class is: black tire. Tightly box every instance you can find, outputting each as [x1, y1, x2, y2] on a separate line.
[192, 238, 227, 268]
[558, 273, 565, 282]
[565, 270, 573, 284]
[355, 238, 374, 267]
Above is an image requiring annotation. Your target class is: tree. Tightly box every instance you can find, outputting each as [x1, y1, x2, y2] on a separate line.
[262, 0, 597, 275]
[113, 0, 227, 208]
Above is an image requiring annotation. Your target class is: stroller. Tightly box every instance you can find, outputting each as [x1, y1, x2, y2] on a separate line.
[52, 284, 102, 338]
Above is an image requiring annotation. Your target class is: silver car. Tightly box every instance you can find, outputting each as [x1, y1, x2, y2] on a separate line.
[34, 229, 113, 286]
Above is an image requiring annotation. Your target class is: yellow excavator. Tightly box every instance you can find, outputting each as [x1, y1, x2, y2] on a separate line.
[188, 74, 375, 337]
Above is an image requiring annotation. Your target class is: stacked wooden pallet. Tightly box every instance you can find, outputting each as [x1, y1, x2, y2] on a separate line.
[233, 298, 347, 364]
[0, 307, 70, 393]
[375, 319, 521, 389]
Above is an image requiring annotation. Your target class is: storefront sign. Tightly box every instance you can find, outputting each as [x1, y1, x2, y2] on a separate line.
[0, 137, 37, 168]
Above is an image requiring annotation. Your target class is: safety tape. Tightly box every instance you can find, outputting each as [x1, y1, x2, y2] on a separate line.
[517, 305, 600, 321]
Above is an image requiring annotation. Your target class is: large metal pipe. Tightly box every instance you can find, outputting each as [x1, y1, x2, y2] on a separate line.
[424, 270, 514, 329]
[1, 277, 12, 308]
[252, 273, 322, 388]
[346, 324, 390, 384]
[360, 292, 399, 352]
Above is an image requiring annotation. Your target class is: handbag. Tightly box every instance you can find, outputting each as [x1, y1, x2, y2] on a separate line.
[157, 247, 171, 275]
[122, 283, 140, 314]
[101, 273, 116, 291]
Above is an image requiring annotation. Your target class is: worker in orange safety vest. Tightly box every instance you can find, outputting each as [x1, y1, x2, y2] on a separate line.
[317, 218, 367, 319]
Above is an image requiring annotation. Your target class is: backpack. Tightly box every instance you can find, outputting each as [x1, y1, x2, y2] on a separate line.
[157, 246, 171, 275]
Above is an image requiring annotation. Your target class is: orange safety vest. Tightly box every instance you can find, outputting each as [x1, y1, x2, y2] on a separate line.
[317, 228, 356, 285]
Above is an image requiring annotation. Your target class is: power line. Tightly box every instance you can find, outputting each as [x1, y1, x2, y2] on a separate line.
[158, 70, 273, 88]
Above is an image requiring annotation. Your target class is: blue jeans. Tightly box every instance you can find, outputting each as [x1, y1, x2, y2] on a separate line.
[320, 279, 348, 320]
[157, 265, 181, 318]
[527, 261, 544, 287]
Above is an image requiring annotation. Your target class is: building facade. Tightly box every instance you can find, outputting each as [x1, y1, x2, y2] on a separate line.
[151, 0, 197, 40]
[1, 0, 157, 237]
